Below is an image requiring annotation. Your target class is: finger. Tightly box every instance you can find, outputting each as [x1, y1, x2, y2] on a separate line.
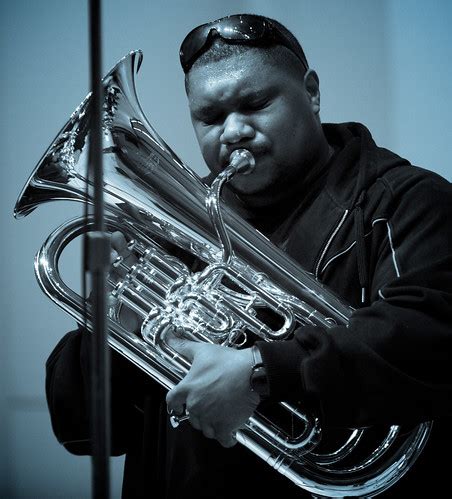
[110, 231, 129, 253]
[111, 231, 138, 269]
[166, 383, 188, 412]
[201, 425, 215, 439]
[188, 413, 201, 431]
[167, 403, 186, 417]
[165, 333, 197, 361]
[108, 248, 127, 282]
[216, 431, 237, 448]
[110, 248, 120, 265]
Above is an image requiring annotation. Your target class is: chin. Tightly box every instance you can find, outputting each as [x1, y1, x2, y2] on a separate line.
[231, 165, 276, 190]
[229, 176, 260, 194]
[229, 180, 276, 204]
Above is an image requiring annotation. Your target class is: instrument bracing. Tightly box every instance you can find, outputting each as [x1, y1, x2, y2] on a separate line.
[14, 50, 431, 498]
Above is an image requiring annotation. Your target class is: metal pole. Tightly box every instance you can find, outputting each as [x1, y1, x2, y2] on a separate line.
[88, 0, 111, 497]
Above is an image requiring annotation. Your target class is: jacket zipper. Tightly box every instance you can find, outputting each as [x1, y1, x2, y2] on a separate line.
[314, 209, 349, 279]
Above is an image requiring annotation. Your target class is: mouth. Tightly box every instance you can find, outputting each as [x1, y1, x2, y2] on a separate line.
[228, 149, 256, 175]
[221, 147, 262, 170]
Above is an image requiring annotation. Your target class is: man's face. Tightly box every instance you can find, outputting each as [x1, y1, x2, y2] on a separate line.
[186, 49, 322, 204]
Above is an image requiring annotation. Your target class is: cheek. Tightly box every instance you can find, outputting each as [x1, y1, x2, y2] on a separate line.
[260, 104, 294, 139]
[196, 129, 221, 169]
[272, 109, 313, 152]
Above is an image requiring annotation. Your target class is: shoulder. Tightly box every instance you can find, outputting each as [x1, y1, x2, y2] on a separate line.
[379, 162, 451, 200]
[375, 163, 452, 224]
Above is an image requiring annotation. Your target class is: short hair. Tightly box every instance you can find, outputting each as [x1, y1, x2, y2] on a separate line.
[185, 38, 308, 94]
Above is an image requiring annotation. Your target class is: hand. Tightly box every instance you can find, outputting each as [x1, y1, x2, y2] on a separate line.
[165, 333, 260, 448]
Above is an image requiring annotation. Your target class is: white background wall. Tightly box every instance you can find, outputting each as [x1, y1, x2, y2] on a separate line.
[1, 1, 451, 497]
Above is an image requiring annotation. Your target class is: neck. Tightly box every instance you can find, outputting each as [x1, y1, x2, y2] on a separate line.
[302, 134, 334, 188]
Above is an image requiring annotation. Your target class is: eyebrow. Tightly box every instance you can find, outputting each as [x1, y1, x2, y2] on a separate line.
[242, 88, 269, 98]
[194, 86, 275, 112]
[191, 104, 219, 119]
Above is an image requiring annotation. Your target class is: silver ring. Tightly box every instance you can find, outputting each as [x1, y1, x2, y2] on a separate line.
[168, 408, 190, 428]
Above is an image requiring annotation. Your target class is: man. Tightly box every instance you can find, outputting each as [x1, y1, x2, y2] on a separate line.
[46, 14, 452, 498]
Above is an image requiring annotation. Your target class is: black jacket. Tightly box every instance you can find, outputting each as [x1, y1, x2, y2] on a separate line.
[46, 123, 452, 497]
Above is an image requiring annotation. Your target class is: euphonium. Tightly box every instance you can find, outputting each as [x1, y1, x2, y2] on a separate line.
[14, 50, 431, 498]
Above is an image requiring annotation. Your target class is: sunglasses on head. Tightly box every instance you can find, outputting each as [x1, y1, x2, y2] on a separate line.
[180, 14, 309, 74]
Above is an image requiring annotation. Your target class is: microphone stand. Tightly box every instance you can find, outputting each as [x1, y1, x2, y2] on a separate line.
[86, 0, 111, 497]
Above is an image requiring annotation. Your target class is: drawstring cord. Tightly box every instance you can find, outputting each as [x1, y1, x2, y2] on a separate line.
[355, 190, 369, 304]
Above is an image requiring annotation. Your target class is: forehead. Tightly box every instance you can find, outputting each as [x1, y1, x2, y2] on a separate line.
[186, 49, 294, 105]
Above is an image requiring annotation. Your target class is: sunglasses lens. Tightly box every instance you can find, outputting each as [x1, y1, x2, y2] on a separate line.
[180, 15, 306, 73]
[214, 18, 267, 40]
[180, 16, 268, 71]
[180, 25, 212, 69]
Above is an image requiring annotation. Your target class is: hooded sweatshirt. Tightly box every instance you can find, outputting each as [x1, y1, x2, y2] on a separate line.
[46, 122, 452, 498]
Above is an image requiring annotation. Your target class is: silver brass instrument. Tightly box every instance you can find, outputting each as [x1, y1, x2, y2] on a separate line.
[14, 50, 431, 498]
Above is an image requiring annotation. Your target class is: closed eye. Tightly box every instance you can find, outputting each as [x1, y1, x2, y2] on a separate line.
[202, 115, 221, 126]
[194, 111, 223, 126]
[244, 97, 271, 112]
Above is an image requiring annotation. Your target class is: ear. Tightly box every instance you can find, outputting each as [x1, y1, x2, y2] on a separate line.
[304, 69, 321, 115]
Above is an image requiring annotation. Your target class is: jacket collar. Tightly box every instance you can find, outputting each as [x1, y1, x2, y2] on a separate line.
[322, 122, 410, 211]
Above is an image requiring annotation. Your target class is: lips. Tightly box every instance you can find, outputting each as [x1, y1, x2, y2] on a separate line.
[220, 146, 263, 169]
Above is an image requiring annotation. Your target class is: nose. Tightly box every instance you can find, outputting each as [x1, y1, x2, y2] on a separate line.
[220, 113, 255, 145]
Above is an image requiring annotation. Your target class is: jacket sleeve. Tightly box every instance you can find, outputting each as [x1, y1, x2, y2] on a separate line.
[46, 326, 164, 455]
[258, 171, 452, 428]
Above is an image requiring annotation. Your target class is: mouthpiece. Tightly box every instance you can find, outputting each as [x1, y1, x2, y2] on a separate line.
[229, 149, 255, 175]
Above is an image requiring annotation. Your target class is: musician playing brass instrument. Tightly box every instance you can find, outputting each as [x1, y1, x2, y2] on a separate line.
[44, 14, 452, 498]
